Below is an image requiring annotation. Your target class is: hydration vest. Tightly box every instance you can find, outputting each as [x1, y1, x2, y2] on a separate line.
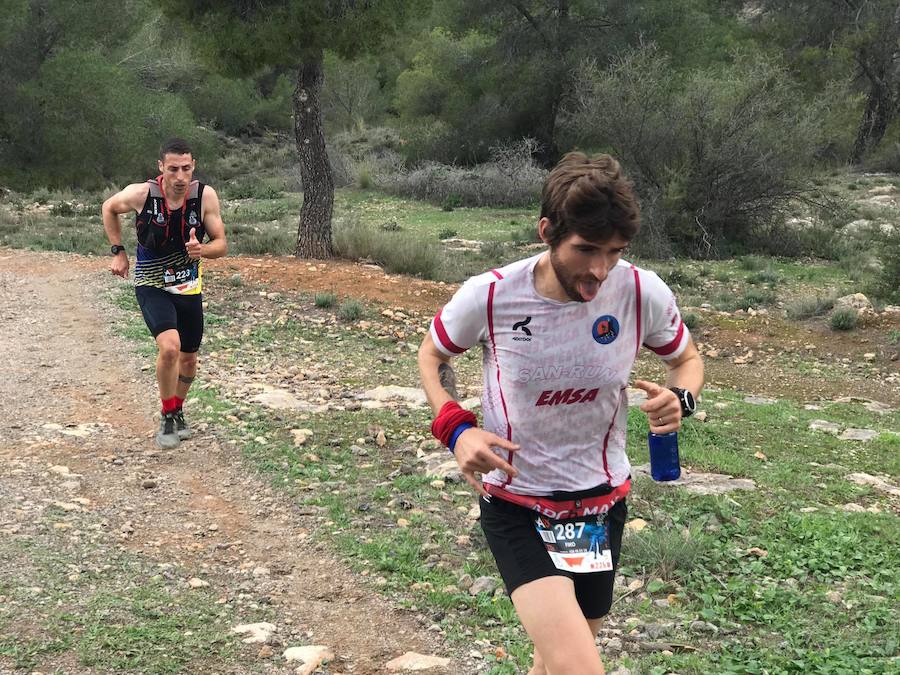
[135, 177, 206, 254]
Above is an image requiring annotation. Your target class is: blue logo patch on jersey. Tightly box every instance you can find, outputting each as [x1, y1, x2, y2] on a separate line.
[592, 315, 619, 345]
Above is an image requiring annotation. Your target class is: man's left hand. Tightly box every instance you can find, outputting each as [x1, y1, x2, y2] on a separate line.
[186, 227, 202, 260]
[633, 380, 681, 434]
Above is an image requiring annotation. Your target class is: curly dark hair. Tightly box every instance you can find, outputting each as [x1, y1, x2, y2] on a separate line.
[539, 152, 640, 246]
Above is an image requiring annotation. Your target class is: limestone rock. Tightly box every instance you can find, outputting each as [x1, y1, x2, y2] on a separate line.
[633, 465, 756, 495]
[469, 576, 499, 596]
[385, 652, 451, 671]
[809, 420, 842, 434]
[283, 645, 334, 675]
[232, 622, 276, 644]
[834, 293, 874, 316]
[420, 451, 463, 483]
[360, 385, 427, 407]
[847, 472, 900, 497]
[839, 428, 878, 442]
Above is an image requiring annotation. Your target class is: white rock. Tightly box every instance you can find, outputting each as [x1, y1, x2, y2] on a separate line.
[232, 622, 276, 644]
[809, 420, 842, 434]
[250, 387, 318, 411]
[632, 465, 756, 495]
[420, 452, 463, 483]
[743, 395, 776, 405]
[290, 428, 313, 446]
[626, 388, 648, 407]
[187, 577, 209, 589]
[360, 385, 427, 407]
[625, 518, 648, 532]
[841, 503, 866, 513]
[847, 473, 900, 497]
[385, 651, 451, 671]
[834, 293, 874, 315]
[283, 645, 334, 675]
[839, 428, 879, 442]
[469, 576, 499, 596]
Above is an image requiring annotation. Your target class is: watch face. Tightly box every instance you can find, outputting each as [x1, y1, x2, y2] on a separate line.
[683, 389, 696, 411]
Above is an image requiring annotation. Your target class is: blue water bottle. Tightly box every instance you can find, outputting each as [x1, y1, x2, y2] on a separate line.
[648, 431, 680, 481]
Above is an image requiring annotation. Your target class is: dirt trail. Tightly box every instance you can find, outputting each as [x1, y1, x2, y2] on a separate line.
[0, 249, 458, 674]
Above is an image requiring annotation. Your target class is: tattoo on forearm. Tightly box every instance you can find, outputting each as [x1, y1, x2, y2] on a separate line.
[438, 362, 459, 400]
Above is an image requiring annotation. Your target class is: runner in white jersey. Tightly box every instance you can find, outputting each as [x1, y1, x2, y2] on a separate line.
[418, 152, 704, 675]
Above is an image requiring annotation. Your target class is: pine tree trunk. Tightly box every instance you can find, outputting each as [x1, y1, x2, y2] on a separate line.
[851, 84, 893, 164]
[293, 53, 334, 258]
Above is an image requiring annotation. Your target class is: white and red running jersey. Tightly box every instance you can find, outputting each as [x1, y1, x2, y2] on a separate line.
[430, 253, 690, 495]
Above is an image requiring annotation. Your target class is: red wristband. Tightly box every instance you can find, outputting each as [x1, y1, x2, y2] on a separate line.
[431, 401, 478, 447]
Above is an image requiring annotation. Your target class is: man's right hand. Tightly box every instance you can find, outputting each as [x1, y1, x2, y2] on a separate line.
[453, 428, 520, 496]
[110, 252, 129, 279]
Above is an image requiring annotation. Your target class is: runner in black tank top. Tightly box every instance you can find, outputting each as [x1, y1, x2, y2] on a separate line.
[101, 138, 228, 449]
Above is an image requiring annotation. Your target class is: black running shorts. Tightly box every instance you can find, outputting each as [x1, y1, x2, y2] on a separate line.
[479, 487, 627, 619]
[135, 286, 204, 353]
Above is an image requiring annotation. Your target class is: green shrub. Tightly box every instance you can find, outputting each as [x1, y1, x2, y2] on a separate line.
[5, 48, 210, 188]
[187, 74, 259, 135]
[377, 152, 545, 208]
[621, 527, 711, 582]
[315, 292, 337, 308]
[567, 46, 825, 257]
[441, 194, 462, 211]
[829, 307, 858, 331]
[224, 177, 283, 200]
[357, 164, 373, 189]
[510, 222, 540, 245]
[713, 287, 776, 311]
[437, 227, 458, 240]
[738, 255, 767, 271]
[785, 293, 836, 320]
[747, 268, 781, 285]
[682, 312, 700, 330]
[864, 228, 900, 304]
[227, 225, 294, 255]
[333, 216, 441, 279]
[338, 299, 363, 322]
[227, 274, 243, 287]
[662, 267, 699, 288]
[480, 240, 507, 261]
[743, 287, 777, 307]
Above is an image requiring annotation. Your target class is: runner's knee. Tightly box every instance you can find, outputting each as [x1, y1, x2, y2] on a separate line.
[179, 351, 198, 370]
[157, 334, 181, 362]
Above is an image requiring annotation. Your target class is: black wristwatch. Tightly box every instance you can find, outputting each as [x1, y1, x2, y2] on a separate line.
[669, 387, 696, 418]
[110, 245, 126, 255]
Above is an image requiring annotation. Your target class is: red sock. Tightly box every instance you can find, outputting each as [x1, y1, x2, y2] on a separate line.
[161, 396, 179, 414]
[174, 396, 184, 411]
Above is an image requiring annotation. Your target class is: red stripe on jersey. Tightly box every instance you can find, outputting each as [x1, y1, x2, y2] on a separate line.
[646, 320, 685, 356]
[433, 309, 466, 354]
[599, 394, 622, 484]
[486, 281, 514, 487]
[491, 269, 504, 280]
[631, 265, 642, 357]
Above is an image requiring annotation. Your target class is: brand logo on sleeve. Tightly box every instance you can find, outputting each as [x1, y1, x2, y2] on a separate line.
[592, 315, 619, 345]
